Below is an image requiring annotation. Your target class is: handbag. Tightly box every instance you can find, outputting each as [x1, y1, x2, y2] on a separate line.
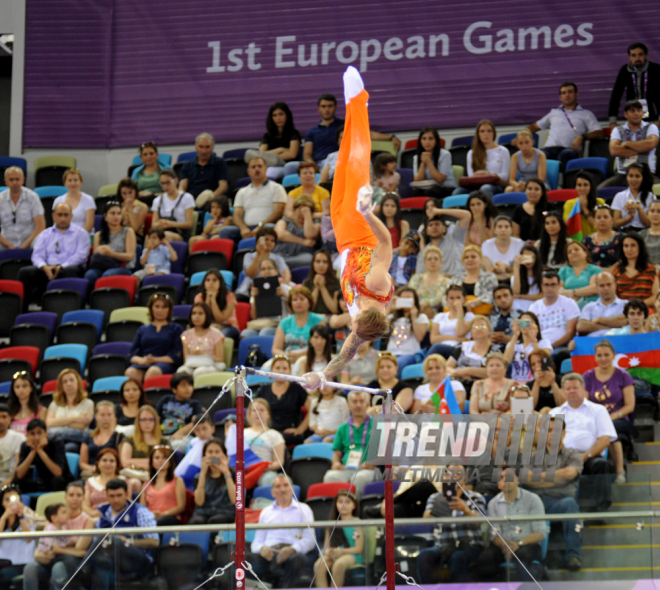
[90, 253, 121, 271]
[458, 174, 499, 189]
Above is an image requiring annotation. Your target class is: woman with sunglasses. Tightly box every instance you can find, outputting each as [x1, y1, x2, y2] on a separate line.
[583, 204, 623, 269]
[125, 292, 183, 385]
[131, 141, 167, 199]
[7, 372, 46, 436]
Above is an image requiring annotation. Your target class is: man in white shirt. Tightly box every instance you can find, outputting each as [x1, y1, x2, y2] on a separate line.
[577, 272, 627, 338]
[550, 373, 616, 512]
[528, 271, 580, 366]
[0, 403, 24, 487]
[416, 211, 471, 276]
[249, 474, 316, 588]
[521, 82, 604, 171]
[0, 167, 45, 250]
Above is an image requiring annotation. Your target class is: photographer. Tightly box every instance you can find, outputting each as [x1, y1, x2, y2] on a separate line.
[0, 487, 38, 583]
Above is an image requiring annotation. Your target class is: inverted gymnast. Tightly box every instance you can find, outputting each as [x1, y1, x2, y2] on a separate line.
[304, 67, 394, 390]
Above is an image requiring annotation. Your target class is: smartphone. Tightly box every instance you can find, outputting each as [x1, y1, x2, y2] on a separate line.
[443, 482, 457, 501]
[520, 255, 533, 265]
[210, 457, 220, 465]
[541, 357, 551, 371]
[518, 319, 530, 329]
[396, 297, 414, 309]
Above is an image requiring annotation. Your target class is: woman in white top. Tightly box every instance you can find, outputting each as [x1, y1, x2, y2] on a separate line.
[412, 354, 466, 414]
[411, 127, 456, 199]
[151, 169, 195, 242]
[45, 369, 94, 453]
[612, 163, 654, 232]
[306, 382, 349, 443]
[386, 287, 429, 376]
[428, 285, 474, 358]
[511, 245, 544, 311]
[503, 312, 553, 383]
[292, 324, 334, 377]
[53, 168, 96, 233]
[453, 119, 511, 199]
[482, 215, 524, 281]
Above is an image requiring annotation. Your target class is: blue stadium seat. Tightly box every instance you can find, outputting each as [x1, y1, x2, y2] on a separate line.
[493, 192, 527, 206]
[291, 443, 334, 461]
[61, 310, 104, 341]
[401, 363, 424, 381]
[43, 343, 88, 372]
[237, 237, 256, 251]
[560, 358, 573, 374]
[282, 173, 320, 187]
[131, 154, 171, 166]
[238, 336, 274, 366]
[546, 159, 560, 190]
[92, 376, 128, 393]
[442, 195, 468, 209]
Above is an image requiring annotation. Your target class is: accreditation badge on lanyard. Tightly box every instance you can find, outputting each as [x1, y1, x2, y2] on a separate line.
[633, 71, 650, 118]
[346, 416, 370, 469]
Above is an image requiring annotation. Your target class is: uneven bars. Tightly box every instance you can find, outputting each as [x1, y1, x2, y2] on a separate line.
[240, 366, 391, 397]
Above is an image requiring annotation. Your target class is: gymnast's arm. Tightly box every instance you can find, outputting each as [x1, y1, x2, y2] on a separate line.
[363, 210, 393, 293]
[302, 332, 364, 389]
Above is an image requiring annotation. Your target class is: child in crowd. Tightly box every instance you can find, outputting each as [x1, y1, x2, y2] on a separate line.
[156, 373, 204, 453]
[37, 503, 69, 555]
[174, 415, 216, 489]
[306, 380, 349, 443]
[188, 196, 232, 252]
[389, 232, 420, 287]
[133, 227, 177, 283]
[372, 153, 400, 194]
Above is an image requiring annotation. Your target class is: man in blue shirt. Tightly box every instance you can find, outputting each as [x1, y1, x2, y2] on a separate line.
[179, 132, 228, 208]
[303, 94, 401, 165]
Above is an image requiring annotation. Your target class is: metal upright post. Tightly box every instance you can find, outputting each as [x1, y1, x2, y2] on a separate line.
[234, 368, 246, 590]
[382, 388, 396, 590]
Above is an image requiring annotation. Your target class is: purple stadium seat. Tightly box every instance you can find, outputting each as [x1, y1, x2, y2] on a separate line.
[47, 278, 89, 305]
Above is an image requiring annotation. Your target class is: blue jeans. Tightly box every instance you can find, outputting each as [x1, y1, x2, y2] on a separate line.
[48, 426, 88, 453]
[542, 146, 578, 172]
[427, 343, 457, 358]
[417, 544, 483, 583]
[241, 327, 277, 338]
[221, 325, 240, 342]
[305, 433, 336, 443]
[395, 351, 425, 378]
[23, 555, 82, 590]
[452, 185, 503, 199]
[540, 494, 581, 561]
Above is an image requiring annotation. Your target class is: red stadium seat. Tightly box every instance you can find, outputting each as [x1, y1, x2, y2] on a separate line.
[0, 280, 24, 302]
[306, 482, 356, 499]
[400, 197, 430, 210]
[42, 378, 88, 394]
[95, 275, 138, 304]
[548, 189, 578, 202]
[0, 346, 40, 377]
[144, 374, 173, 391]
[191, 238, 234, 266]
[235, 302, 251, 333]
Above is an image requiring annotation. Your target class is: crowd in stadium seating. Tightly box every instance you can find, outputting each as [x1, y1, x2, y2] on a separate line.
[1, 40, 660, 589]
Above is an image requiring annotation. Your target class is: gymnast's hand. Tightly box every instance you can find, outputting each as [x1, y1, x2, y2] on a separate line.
[302, 371, 324, 390]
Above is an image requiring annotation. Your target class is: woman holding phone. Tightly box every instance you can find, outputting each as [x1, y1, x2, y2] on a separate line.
[503, 312, 552, 383]
[386, 287, 430, 376]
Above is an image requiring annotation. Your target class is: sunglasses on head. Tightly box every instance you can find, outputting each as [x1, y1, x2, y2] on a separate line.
[13, 371, 29, 380]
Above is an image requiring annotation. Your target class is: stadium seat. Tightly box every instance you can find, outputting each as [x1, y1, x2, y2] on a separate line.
[142, 273, 185, 299]
[499, 132, 538, 148]
[493, 192, 527, 206]
[188, 250, 228, 274]
[442, 195, 468, 209]
[563, 157, 609, 189]
[137, 284, 179, 306]
[253, 485, 301, 502]
[399, 149, 416, 170]
[225, 159, 249, 193]
[0, 157, 27, 181]
[41, 290, 82, 325]
[55, 322, 97, 358]
[237, 237, 256, 251]
[87, 353, 128, 385]
[191, 238, 234, 261]
[161, 531, 211, 567]
[34, 491, 66, 517]
[0, 278, 24, 298]
[47, 278, 88, 305]
[283, 173, 320, 187]
[106, 320, 143, 343]
[152, 543, 205, 589]
[598, 186, 626, 202]
[60, 310, 104, 341]
[0, 292, 22, 337]
[144, 374, 173, 391]
[10, 324, 51, 358]
[222, 148, 249, 160]
[397, 168, 414, 199]
[560, 358, 573, 374]
[0, 253, 32, 281]
[41, 344, 88, 382]
[235, 302, 250, 332]
[109, 307, 149, 325]
[546, 159, 560, 190]
[95, 275, 138, 304]
[547, 189, 578, 203]
[305, 482, 356, 521]
[66, 452, 80, 478]
[92, 376, 128, 393]
[399, 197, 430, 210]
[238, 336, 274, 366]
[290, 444, 334, 499]
[193, 372, 235, 410]
[0, 345, 40, 376]
[93, 342, 132, 357]
[90, 288, 131, 327]
[14, 311, 57, 335]
[33, 156, 76, 187]
[290, 266, 309, 284]
[401, 363, 424, 381]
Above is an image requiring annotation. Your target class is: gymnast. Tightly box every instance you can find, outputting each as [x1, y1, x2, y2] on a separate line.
[304, 67, 394, 390]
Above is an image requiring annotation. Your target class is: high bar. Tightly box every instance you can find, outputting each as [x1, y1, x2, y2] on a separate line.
[238, 366, 391, 397]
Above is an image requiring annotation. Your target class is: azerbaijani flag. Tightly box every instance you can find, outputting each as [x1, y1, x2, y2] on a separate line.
[572, 334, 660, 385]
[566, 199, 583, 242]
[431, 376, 463, 414]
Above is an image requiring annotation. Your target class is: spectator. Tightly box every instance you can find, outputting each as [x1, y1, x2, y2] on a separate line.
[242, 258, 290, 337]
[285, 162, 330, 220]
[45, 369, 93, 453]
[411, 354, 466, 414]
[16, 202, 90, 309]
[583, 204, 624, 269]
[584, 340, 635, 483]
[174, 415, 216, 488]
[318, 127, 344, 184]
[31, 503, 69, 580]
[82, 448, 123, 517]
[151, 169, 195, 242]
[563, 171, 604, 237]
[179, 132, 228, 207]
[188, 196, 233, 252]
[0, 166, 45, 250]
[482, 216, 524, 281]
[468, 352, 514, 414]
[523, 416, 585, 572]
[328, 293, 351, 348]
[179, 302, 226, 377]
[303, 93, 400, 165]
[428, 285, 475, 358]
[512, 178, 549, 241]
[117, 178, 148, 241]
[0, 487, 37, 583]
[465, 192, 497, 247]
[372, 153, 400, 194]
[247, 101, 301, 170]
[23, 481, 94, 590]
[14, 419, 73, 493]
[417, 466, 486, 584]
[115, 378, 149, 428]
[324, 391, 375, 497]
[489, 284, 524, 350]
[133, 227, 177, 284]
[608, 43, 660, 130]
[550, 373, 616, 512]
[646, 292, 660, 331]
[53, 169, 96, 233]
[271, 286, 324, 361]
[528, 350, 564, 410]
[522, 81, 604, 171]
[512, 245, 544, 312]
[453, 120, 511, 198]
[339, 341, 377, 386]
[7, 372, 46, 436]
[505, 130, 548, 192]
[415, 211, 471, 276]
[141, 445, 186, 525]
[314, 490, 364, 587]
[302, 249, 340, 314]
[504, 312, 552, 383]
[411, 127, 456, 198]
[479, 468, 548, 581]
[528, 271, 580, 366]
[194, 269, 240, 341]
[190, 438, 236, 524]
[119, 405, 170, 479]
[612, 163, 654, 231]
[607, 100, 659, 187]
[130, 141, 167, 198]
[79, 402, 121, 477]
[559, 241, 601, 308]
[612, 232, 660, 306]
[249, 474, 315, 589]
[450, 245, 499, 315]
[306, 380, 349, 443]
[0, 403, 23, 488]
[641, 200, 660, 267]
[156, 372, 203, 452]
[577, 271, 627, 337]
[377, 193, 410, 249]
[366, 352, 414, 413]
[84, 479, 159, 590]
[274, 195, 320, 268]
[407, 246, 451, 318]
[607, 297, 648, 336]
[125, 292, 184, 384]
[84, 201, 137, 288]
[388, 231, 419, 287]
[535, 212, 570, 270]
[386, 286, 429, 374]
[256, 356, 310, 446]
[293, 323, 334, 377]
[222, 157, 287, 242]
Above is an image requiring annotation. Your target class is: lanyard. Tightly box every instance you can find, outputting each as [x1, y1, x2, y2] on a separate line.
[348, 415, 370, 450]
[624, 125, 643, 142]
[561, 107, 577, 131]
[632, 71, 648, 99]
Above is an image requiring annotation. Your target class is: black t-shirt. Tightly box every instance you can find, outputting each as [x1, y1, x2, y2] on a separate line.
[261, 129, 302, 155]
[256, 383, 309, 432]
[512, 205, 537, 242]
[366, 379, 413, 409]
[531, 380, 557, 410]
[18, 439, 72, 483]
[462, 282, 476, 297]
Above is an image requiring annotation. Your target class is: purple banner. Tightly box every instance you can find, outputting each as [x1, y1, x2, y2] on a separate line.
[23, 0, 659, 149]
